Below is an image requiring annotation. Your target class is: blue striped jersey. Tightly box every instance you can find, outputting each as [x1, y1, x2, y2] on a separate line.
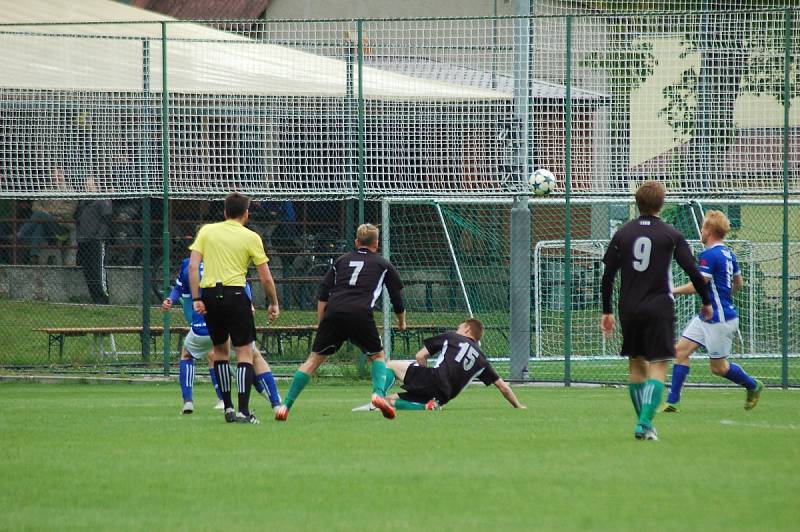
[698, 244, 740, 323]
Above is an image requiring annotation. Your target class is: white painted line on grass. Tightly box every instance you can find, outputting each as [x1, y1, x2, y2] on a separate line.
[720, 419, 800, 430]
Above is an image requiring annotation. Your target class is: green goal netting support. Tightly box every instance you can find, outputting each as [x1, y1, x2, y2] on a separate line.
[381, 199, 513, 371]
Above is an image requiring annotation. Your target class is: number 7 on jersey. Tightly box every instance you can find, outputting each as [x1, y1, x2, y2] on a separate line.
[348, 260, 364, 285]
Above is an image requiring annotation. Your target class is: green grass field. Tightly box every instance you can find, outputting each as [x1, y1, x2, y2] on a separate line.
[1, 382, 798, 531]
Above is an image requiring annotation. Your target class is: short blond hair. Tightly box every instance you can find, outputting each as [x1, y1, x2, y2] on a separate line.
[635, 180, 666, 216]
[461, 318, 485, 341]
[703, 210, 731, 239]
[356, 223, 380, 247]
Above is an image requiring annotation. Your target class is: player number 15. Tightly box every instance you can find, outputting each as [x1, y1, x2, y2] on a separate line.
[455, 342, 479, 371]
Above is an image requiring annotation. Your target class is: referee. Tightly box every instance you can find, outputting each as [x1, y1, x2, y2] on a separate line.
[189, 192, 280, 424]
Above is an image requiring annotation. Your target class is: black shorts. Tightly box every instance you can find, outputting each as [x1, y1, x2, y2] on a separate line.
[311, 311, 383, 356]
[201, 286, 256, 347]
[398, 363, 441, 404]
[619, 301, 676, 362]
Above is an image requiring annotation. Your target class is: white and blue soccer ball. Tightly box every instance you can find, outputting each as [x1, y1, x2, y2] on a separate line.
[529, 168, 556, 196]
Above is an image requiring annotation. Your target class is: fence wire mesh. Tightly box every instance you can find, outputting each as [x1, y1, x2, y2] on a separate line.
[0, 10, 797, 385]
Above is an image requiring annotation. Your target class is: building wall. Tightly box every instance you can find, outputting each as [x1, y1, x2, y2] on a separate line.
[264, 0, 518, 20]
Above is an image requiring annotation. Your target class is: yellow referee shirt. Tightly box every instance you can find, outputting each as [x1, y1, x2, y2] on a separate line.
[189, 220, 268, 288]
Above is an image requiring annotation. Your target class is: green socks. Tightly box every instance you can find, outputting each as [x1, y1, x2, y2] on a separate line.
[371, 359, 387, 396]
[628, 382, 644, 417]
[284, 370, 311, 410]
[381, 367, 396, 396]
[638, 379, 665, 428]
[395, 399, 426, 410]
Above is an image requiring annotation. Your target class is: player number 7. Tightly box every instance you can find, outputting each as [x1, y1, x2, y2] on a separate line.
[348, 260, 365, 285]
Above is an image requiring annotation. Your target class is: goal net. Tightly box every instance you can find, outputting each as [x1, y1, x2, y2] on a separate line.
[385, 197, 799, 383]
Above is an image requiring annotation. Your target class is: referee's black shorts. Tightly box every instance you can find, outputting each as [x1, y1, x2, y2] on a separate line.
[311, 310, 383, 356]
[398, 363, 441, 404]
[201, 285, 255, 347]
[619, 296, 676, 362]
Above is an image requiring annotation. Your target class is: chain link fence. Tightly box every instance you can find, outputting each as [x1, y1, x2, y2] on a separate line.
[0, 10, 797, 384]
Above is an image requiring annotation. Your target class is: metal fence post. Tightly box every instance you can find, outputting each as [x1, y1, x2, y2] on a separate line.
[563, 15, 574, 386]
[141, 38, 151, 363]
[510, 196, 531, 381]
[357, 19, 365, 225]
[382, 200, 392, 359]
[161, 22, 171, 376]
[781, 9, 793, 389]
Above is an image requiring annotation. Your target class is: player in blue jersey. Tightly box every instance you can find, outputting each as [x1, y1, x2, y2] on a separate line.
[665, 211, 763, 412]
[162, 258, 281, 415]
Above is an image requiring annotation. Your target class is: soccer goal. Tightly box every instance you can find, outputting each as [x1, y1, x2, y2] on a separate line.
[382, 196, 800, 383]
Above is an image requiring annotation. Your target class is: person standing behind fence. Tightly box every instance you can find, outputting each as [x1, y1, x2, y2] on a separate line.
[189, 192, 280, 424]
[17, 167, 77, 263]
[75, 177, 112, 305]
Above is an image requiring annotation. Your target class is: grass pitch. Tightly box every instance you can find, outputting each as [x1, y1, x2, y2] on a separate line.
[1, 382, 798, 531]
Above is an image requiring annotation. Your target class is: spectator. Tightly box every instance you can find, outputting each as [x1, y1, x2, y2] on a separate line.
[110, 199, 141, 265]
[16, 167, 77, 263]
[0, 199, 13, 263]
[75, 177, 112, 304]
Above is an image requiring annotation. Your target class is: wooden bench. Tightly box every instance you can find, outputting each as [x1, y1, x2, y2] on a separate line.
[32, 323, 488, 362]
[32, 325, 318, 361]
[31, 326, 183, 361]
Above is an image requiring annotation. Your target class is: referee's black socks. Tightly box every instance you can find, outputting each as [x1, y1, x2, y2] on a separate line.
[214, 360, 233, 410]
[237, 363, 255, 416]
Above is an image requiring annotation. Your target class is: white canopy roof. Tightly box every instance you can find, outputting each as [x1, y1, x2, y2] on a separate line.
[0, 0, 509, 101]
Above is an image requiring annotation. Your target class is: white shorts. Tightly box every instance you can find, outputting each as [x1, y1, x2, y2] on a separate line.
[183, 330, 214, 359]
[680, 316, 739, 359]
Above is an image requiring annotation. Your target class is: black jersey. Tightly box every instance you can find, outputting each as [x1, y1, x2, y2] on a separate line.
[318, 247, 404, 315]
[601, 215, 710, 316]
[423, 331, 500, 404]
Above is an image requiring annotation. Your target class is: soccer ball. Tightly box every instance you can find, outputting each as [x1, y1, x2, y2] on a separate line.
[529, 169, 556, 195]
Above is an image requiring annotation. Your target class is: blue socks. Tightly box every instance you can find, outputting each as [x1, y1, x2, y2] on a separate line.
[255, 371, 282, 408]
[208, 367, 223, 400]
[668, 364, 690, 404]
[724, 363, 757, 390]
[179, 359, 195, 402]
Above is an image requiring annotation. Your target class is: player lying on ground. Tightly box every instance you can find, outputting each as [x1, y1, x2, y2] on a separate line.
[355, 318, 525, 411]
[163, 257, 281, 415]
[663, 210, 763, 413]
[275, 224, 406, 421]
[600, 180, 712, 441]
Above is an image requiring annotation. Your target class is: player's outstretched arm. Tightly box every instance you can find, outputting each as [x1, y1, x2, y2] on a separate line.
[414, 346, 430, 367]
[316, 300, 328, 324]
[493, 378, 526, 409]
[674, 237, 712, 305]
[673, 277, 710, 296]
[162, 276, 182, 311]
[385, 264, 406, 330]
[188, 250, 205, 315]
[732, 273, 744, 294]
[599, 235, 620, 338]
[256, 261, 280, 322]
[315, 266, 335, 324]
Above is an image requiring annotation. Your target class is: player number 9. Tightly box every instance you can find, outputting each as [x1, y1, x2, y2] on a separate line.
[632, 236, 652, 272]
